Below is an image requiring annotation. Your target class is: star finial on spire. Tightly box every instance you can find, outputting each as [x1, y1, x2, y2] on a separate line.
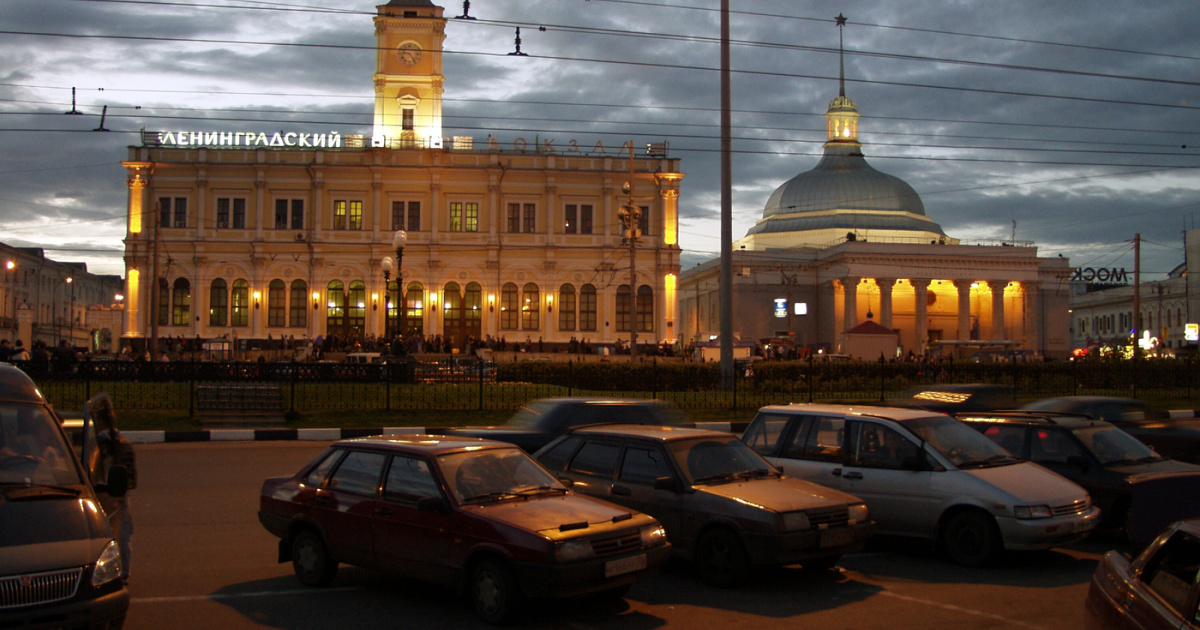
[835, 13, 847, 26]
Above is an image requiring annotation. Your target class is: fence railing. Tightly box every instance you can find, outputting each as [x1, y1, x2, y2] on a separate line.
[15, 356, 1199, 415]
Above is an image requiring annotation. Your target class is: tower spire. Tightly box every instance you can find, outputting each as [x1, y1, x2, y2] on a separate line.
[836, 14, 847, 97]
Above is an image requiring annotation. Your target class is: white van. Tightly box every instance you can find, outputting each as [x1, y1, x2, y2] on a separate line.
[740, 403, 1100, 566]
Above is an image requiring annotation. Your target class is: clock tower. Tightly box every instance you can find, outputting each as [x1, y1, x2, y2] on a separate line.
[373, 0, 446, 147]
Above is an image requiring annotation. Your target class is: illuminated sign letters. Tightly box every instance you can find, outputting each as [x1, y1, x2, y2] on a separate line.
[1070, 267, 1129, 284]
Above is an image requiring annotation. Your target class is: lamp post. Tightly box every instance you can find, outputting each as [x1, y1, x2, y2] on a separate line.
[66, 277, 75, 345]
[393, 230, 407, 348]
[5, 260, 14, 335]
[381, 256, 394, 351]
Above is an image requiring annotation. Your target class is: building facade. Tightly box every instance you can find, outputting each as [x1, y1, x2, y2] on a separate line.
[680, 46, 1072, 360]
[119, 0, 683, 354]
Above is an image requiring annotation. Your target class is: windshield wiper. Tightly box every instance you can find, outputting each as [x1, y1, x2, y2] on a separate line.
[957, 454, 1019, 469]
[0, 483, 83, 501]
[513, 485, 568, 497]
[735, 469, 776, 480]
[692, 473, 740, 484]
[462, 491, 520, 504]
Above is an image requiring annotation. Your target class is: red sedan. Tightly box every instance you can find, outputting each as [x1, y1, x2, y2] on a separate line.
[258, 435, 670, 624]
[1085, 518, 1200, 629]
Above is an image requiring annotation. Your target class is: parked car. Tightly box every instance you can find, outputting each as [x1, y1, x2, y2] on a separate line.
[258, 435, 670, 624]
[887, 383, 1016, 414]
[534, 425, 872, 586]
[957, 410, 1200, 541]
[1084, 518, 1200, 629]
[439, 397, 688, 453]
[0, 364, 129, 629]
[1021, 396, 1200, 464]
[740, 403, 1100, 566]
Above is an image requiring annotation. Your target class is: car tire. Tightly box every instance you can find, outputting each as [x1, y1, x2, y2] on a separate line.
[695, 529, 750, 587]
[291, 529, 338, 587]
[470, 559, 525, 624]
[943, 511, 1002, 567]
[801, 554, 842, 572]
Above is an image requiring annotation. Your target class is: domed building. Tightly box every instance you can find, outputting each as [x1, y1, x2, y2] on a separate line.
[680, 25, 1071, 360]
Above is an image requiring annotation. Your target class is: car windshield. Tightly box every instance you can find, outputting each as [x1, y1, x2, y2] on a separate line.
[439, 447, 566, 504]
[0, 402, 82, 487]
[1074, 425, 1161, 465]
[903, 416, 1015, 469]
[669, 436, 777, 484]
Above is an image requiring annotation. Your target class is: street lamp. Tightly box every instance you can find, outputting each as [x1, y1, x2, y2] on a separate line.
[381, 255, 394, 348]
[66, 277, 74, 345]
[4, 260, 14, 334]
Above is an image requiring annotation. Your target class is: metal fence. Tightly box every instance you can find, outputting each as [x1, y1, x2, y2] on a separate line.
[15, 356, 1200, 415]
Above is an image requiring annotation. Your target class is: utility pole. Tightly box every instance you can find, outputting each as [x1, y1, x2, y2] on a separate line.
[718, 0, 734, 387]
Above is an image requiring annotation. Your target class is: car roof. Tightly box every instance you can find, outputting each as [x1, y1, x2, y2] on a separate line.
[955, 410, 1109, 430]
[532, 397, 668, 406]
[0, 363, 48, 404]
[1028, 396, 1152, 405]
[334, 434, 519, 455]
[567, 424, 730, 441]
[756, 403, 946, 422]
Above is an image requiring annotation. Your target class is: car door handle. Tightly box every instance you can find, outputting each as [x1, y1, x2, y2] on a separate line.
[842, 472, 863, 480]
[611, 485, 632, 497]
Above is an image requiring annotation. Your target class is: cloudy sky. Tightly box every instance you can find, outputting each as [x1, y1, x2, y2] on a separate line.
[1, 0, 1197, 282]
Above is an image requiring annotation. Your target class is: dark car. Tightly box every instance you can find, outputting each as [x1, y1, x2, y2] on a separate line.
[958, 411, 1200, 540]
[1021, 396, 1200, 464]
[887, 383, 1017, 414]
[258, 435, 670, 624]
[1085, 518, 1200, 629]
[0, 365, 129, 629]
[438, 397, 688, 453]
[534, 425, 872, 586]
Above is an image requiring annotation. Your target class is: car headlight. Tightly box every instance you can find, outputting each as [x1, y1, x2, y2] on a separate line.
[640, 524, 668, 547]
[92, 540, 123, 588]
[847, 503, 869, 525]
[1013, 505, 1053, 519]
[554, 539, 596, 563]
[781, 511, 811, 532]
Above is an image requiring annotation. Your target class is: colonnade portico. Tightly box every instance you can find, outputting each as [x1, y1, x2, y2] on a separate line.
[837, 275, 1026, 356]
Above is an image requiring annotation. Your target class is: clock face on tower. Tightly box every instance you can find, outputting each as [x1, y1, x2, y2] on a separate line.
[397, 41, 422, 66]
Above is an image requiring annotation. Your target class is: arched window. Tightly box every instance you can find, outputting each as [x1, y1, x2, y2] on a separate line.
[500, 282, 518, 330]
[580, 284, 597, 332]
[404, 281, 424, 336]
[386, 278, 399, 336]
[209, 279, 228, 326]
[289, 280, 307, 328]
[347, 280, 366, 336]
[637, 284, 654, 332]
[558, 284, 576, 331]
[268, 279, 286, 327]
[157, 277, 169, 326]
[521, 283, 540, 330]
[326, 280, 345, 329]
[444, 282, 463, 326]
[465, 282, 482, 327]
[616, 285, 632, 332]
[171, 278, 191, 326]
[231, 279, 250, 326]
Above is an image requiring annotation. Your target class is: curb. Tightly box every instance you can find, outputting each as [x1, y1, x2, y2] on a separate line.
[122, 421, 750, 444]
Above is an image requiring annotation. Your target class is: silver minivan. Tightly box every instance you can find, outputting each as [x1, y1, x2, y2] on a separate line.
[741, 403, 1100, 566]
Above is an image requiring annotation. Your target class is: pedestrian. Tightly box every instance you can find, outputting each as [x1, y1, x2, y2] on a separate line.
[92, 398, 135, 583]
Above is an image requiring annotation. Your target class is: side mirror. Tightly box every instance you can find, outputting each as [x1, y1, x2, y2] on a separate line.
[99, 464, 129, 498]
[417, 496, 449, 514]
[557, 477, 575, 489]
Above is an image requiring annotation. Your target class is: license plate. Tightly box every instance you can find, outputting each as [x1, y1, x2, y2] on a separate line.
[605, 554, 647, 577]
[1072, 519, 1094, 533]
[820, 528, 854, 548]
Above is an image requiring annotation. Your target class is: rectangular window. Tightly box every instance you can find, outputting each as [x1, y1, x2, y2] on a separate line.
[522, 203, 535, 233]
[402, 109, 414, 131]
[580, 205, 593, 234]
[217, 198, 230, 229]
[507, 203, 520, 233]
[349, 200, 363, 230]
[457, 202, 478, 232]
[290, 200, 304, 229]
[392, 201, 421, 231]
[450, 203, 463, 232]
[564, 205, 577, 234]
[407, 201, 420, 231]
[232, 199, 246, 229]
[159, 197, 187, 228]
[334, 201, 346, 230]
[638, 205, 650, 236]
[275, 200, 288, 229]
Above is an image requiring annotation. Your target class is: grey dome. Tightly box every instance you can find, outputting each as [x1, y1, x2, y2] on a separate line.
[763, 143, 925, 218]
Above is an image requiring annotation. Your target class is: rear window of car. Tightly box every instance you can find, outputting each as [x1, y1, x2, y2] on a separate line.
[567, 441, 621, 478]
[327, 451, 387, 496]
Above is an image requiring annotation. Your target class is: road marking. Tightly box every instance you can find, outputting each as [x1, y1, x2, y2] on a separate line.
[133, 587, 360, 604]
[879, 590, 1045, 629]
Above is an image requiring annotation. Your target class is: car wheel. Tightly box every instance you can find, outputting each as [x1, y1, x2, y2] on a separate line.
[470, 559, 525, 624]
[695, 529, 750, 587]
[801, 554, 842, 572]
[291, 529, 338, 587]
[943, 511, 1002, 567]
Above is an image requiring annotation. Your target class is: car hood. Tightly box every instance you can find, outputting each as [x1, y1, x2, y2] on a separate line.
[695, 476, 860, 512]
[0, 498, 114, 574]
[963, 462, 1087, 505]
[465, 493, 644, 541]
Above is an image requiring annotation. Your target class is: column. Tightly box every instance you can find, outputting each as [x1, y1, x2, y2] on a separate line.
[1025, 282, 1041, 353]
[990, 280, 1007, 340]
[842, 277, 859, 333]
[878, 278, 896, 329]
[955, 280, 973, 340]
[912, 279, 930, 355]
